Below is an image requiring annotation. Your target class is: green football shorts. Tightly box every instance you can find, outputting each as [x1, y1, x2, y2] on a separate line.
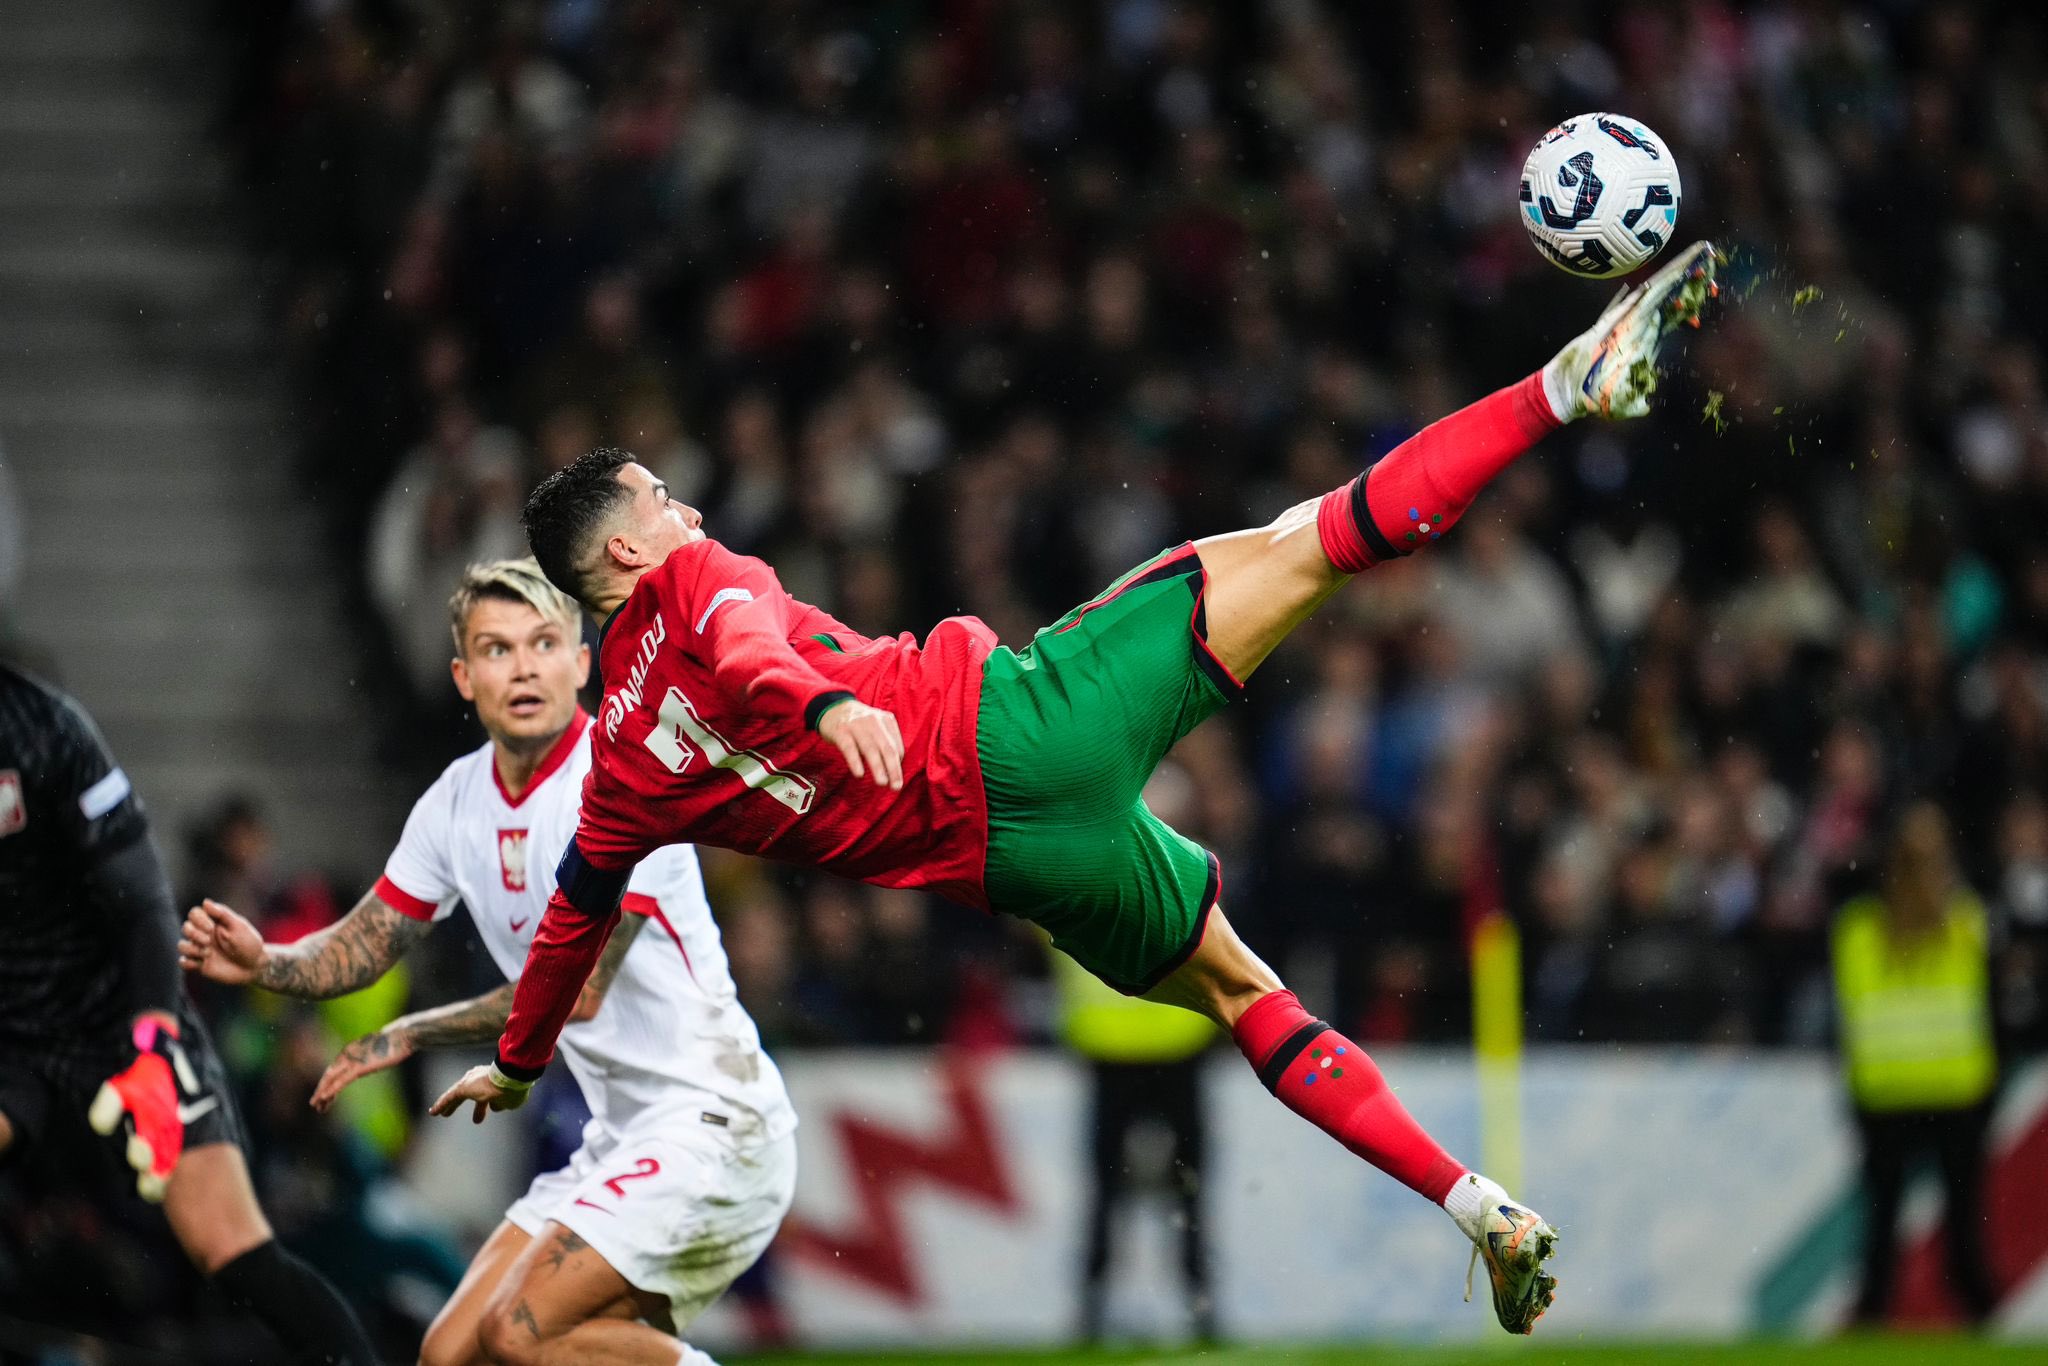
[976, 542, 1243, 993]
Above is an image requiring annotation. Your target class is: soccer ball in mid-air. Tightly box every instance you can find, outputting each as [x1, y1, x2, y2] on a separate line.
[1520, 113, 1681, 278]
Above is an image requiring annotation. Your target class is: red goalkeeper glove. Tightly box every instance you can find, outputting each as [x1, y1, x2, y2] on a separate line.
[88, 1015, 207, 1202]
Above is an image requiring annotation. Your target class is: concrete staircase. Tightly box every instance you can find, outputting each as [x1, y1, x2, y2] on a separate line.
[0, 0, 399, 878]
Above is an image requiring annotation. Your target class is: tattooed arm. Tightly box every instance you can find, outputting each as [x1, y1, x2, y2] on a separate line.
[309, 916, 646, 1111]
[308, 982, 515, 1112]
[257, 894, 432, 998]
[406, 914, 643, 1043]
[180, 890, 430, 1001]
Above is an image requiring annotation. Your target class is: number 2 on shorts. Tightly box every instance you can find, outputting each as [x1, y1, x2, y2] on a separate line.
[602, 1156, 661, 1199]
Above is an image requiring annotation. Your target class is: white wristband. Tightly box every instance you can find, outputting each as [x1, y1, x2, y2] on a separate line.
[487, 1063, 535, 1094]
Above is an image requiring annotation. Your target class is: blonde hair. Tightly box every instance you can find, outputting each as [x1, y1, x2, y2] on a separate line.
[448, 557, 582, 654]
[1884, 800, 1957, 944]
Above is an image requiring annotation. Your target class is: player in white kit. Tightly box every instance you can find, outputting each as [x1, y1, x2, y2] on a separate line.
[180, 559, 794, 1366]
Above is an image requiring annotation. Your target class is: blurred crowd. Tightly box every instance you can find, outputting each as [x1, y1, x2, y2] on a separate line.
[207, 0, 2048, 1054]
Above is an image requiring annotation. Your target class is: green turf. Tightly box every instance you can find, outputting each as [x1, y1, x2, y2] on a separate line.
[737, 1339, 2048, 1366]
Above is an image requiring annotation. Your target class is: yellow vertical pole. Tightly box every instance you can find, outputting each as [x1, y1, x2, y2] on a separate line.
[1470, 911, 1524, 1193]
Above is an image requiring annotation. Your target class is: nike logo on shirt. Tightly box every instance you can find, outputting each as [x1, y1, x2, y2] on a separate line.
[177, 1096, 219, 1126]
[510, 917, 530, 932]
[694, 587, 754, 632]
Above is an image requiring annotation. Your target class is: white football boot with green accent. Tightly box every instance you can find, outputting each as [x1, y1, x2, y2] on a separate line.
[1542, 239, 1721, 422]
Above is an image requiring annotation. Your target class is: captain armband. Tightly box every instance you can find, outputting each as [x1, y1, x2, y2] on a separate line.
[553, 840, 630, 919]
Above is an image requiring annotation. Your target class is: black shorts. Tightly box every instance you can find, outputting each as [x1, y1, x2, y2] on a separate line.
[0, 1005, 246, 1166]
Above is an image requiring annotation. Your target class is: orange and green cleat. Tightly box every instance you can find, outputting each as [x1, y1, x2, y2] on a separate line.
[1543, 239, 1722, 421]
[1463, 1194, 1561, 1335]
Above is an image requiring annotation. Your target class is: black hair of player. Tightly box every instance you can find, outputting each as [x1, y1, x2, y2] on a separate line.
[523, 447, 637, 602]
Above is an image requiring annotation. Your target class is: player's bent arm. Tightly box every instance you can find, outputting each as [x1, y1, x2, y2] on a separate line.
[432, 880, 677, 1124]
[426, 887, 642, 1124]
[687, 545, 904, 785]
[253, 889, 431, 1000]
[321, 908, 646, 1114]
[331, 910, 642, 1089]
[494, 888, 617, 1079]
[487, 840, 629, 1098]
[311, 979, 516, 1112]
[390, 981, 521, 1050]
[569, 912, 644, 1022]
[397, 911, 643, 1048]
[687, 543, 846, 721]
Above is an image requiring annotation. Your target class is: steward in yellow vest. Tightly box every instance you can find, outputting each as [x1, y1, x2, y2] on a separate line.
[1055, 949, 1217, 1341]
[1057, 949, 1217, 1063]
[1832, 891, 1995, 1113]
[1830, 802, 1999, 1325]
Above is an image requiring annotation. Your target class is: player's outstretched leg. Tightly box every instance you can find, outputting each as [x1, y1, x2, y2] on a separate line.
[162, 1143, 382, 1365]
[1145, 909, 1559, 1334]
[1195, 241, 1720, 682]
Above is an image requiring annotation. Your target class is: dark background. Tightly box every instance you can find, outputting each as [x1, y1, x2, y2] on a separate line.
[7, 0, 2048, 1358]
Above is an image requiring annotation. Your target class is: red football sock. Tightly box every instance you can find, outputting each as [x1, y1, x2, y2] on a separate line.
[1316, 370, 1561, 573]
[1233, 989, 1466, 1203]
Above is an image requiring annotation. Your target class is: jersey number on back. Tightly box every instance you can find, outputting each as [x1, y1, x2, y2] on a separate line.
[644, 687, 817, 815]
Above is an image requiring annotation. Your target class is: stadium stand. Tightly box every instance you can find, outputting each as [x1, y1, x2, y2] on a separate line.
[7, 0, 2048, 1357]
[207, 0, 2048, 1052]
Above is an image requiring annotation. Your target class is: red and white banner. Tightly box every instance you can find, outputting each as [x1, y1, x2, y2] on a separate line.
[409, 1048, 2048, 1346]
[685, 1049, 2048, 1346]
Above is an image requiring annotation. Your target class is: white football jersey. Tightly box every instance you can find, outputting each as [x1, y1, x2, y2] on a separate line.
[375, 711, 794, 1142]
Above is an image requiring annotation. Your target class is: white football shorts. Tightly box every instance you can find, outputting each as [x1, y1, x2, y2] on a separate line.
[507, 1108, 797, 1328]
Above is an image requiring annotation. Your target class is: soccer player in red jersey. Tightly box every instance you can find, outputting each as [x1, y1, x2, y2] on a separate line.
[436, 242, 1722, 1334]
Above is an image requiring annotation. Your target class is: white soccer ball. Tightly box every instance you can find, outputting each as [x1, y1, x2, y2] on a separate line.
[1519, 113, 1682, 278]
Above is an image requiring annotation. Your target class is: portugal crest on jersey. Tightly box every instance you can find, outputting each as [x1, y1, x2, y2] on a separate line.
[0, 771, 23, 837]
[498, 828, 529, 891]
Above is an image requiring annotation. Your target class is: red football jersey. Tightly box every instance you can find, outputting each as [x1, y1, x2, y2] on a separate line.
[499, 537, 998, 1074]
